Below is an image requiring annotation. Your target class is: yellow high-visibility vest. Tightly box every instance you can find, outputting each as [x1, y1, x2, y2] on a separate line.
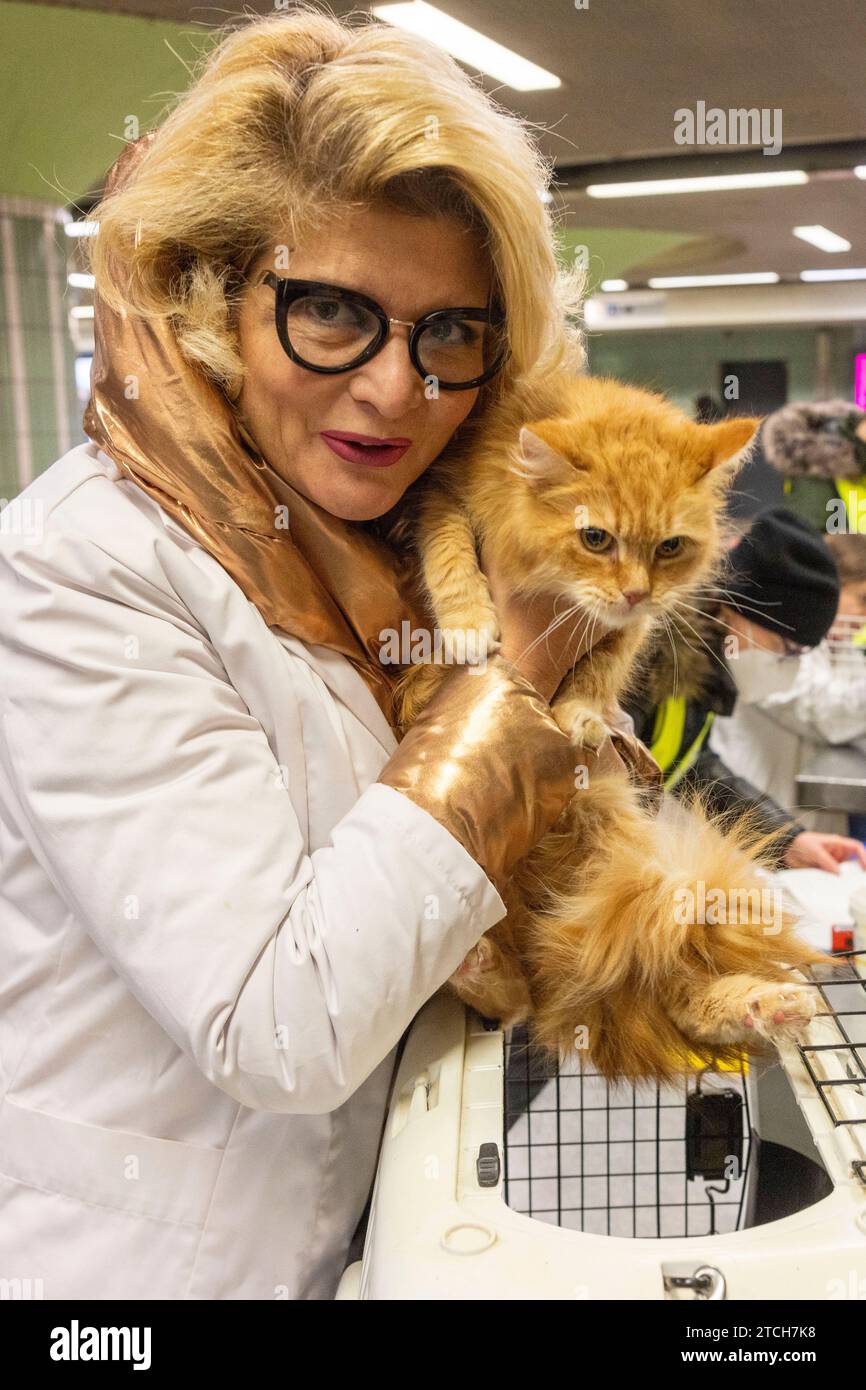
[783, 476, 866, 645]
[649, 696, 715, 792]
[783, 473, 866, 534]
[834, 476, 866, 535]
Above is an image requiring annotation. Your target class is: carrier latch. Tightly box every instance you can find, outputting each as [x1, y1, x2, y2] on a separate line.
[662, 1264, 727, 1300]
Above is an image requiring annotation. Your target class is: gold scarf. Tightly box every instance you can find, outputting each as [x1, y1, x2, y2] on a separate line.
[82, 133, 431, 733]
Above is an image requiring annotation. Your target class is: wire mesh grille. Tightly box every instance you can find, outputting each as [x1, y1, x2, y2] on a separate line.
[502, 1025, 752, 1239]
[800, 946, 866, 1140]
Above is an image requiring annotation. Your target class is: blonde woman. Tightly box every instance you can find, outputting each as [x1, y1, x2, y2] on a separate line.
[0, 8, 631, 1300]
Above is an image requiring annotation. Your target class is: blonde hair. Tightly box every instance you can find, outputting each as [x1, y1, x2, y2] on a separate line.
[85, 3, 584, 414]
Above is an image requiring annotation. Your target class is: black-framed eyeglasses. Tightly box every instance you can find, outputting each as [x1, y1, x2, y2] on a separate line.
[251, 272, 510, 391]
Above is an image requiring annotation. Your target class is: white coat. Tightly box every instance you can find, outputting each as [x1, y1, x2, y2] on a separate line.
[708, 642, 866, 836]
[0, 441, 507, 1300]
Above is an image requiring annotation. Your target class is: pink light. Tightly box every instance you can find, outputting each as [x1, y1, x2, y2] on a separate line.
[855, 353, 866, 409]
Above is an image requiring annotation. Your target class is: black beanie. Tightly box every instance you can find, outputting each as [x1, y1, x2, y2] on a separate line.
[723, 506, 840, 647]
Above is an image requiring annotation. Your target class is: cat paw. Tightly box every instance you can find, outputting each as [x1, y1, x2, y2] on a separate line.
[742, 984, 817, 1040]
[566, 707, 609, 752]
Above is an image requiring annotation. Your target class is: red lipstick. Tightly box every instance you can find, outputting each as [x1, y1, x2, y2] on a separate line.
[320, 431, 412, 468]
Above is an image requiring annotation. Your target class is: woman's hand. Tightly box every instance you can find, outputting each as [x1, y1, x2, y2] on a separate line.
[480, 539, 606, 702]
[783, 831, 866, 874]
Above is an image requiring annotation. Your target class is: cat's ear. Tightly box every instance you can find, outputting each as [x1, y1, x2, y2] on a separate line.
[695, 416, 761, 484]
[510, 426, 574, 485]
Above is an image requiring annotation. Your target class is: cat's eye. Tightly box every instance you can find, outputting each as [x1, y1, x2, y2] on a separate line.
[656, 536, 684, 558]
[580, 528, 613, 553]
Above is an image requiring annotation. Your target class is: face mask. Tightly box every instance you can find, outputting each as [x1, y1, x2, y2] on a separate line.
[726, 647, 801, 704]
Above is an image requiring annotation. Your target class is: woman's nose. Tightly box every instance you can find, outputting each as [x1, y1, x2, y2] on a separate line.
[348, 326, 427, 417]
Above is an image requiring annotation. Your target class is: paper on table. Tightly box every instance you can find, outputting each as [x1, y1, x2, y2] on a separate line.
[765, 858, 866, 951]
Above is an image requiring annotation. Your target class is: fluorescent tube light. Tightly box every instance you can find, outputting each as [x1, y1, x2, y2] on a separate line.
[793, 225, 851, 253]
[372, 3, 560, 90]
[800, 267, 866, 281]
[586, 171, 808, 198]
[648, 273, 780, 288]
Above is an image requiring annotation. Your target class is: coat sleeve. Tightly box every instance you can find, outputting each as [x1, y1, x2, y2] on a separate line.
[0, 528, 576, 1115]
[751, 644, 866, 746]
[676, 743, 803, 867]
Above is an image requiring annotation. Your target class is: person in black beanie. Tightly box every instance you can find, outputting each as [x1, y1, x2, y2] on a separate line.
[724, 506, 840, 648]
[623, 506, 866, 874]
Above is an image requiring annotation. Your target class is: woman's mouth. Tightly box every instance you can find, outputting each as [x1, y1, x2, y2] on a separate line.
[320, 431, 411, 468]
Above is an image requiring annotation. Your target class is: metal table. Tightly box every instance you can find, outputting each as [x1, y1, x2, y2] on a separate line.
[796, 745, 866, 814]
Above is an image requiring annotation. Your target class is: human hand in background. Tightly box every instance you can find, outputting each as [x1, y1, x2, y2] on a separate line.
[784, 831, 866, 874]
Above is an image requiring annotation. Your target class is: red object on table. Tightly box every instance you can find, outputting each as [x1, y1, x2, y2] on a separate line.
[832, 924, 855, 952]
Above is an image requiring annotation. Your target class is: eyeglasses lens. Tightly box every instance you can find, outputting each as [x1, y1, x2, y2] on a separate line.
[284, 294, 502, 384]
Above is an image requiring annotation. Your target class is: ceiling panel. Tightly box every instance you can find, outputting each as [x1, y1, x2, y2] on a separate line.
[5, 0, 865, 283]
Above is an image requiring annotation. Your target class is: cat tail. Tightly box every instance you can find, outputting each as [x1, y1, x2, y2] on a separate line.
[523, 778, 836, 1085]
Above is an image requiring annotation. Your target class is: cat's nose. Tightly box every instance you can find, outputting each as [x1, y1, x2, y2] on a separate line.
[623, 589, 649, 608]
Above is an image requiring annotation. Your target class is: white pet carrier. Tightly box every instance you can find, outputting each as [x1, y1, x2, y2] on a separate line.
[337, 869, 866, 1301]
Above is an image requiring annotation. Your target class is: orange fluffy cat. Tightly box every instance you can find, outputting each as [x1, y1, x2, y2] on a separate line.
[392, 372, 833, 1083]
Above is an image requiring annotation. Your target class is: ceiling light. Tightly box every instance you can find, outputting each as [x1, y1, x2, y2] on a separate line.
[793, 225, 852, 253]
[372, 3, 560, 90]
[800, 267, 866, 281]
[600, 279, 629, 291]
[586, 171, 808, 198]
[648, 273, 780, 288]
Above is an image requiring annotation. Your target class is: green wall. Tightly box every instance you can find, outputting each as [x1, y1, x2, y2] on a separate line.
[0, 2, 209, 200]
[586, 325, 862, 415]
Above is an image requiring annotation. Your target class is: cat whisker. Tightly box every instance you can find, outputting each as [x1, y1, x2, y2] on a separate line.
[576, 601, 602, 675]
[666, 603, 735, 681]
[698, 585, 798, 635]
[669, 596, 789, 662]
[557, 599, 605, 698]
[669, 597, 740, 639]
[586, 601, 606, 668]
[657, 611, 681, 696]
[655, 610, 706, 677]
[553, 595, 594, 674]
[514, 602, 586, 666]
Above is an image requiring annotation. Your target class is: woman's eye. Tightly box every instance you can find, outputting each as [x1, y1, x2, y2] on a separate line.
[303, 298, 362, 328]
[581, 528, 613, 553]
[656, 536, 684, 557]
[427, 318, 476, 346]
